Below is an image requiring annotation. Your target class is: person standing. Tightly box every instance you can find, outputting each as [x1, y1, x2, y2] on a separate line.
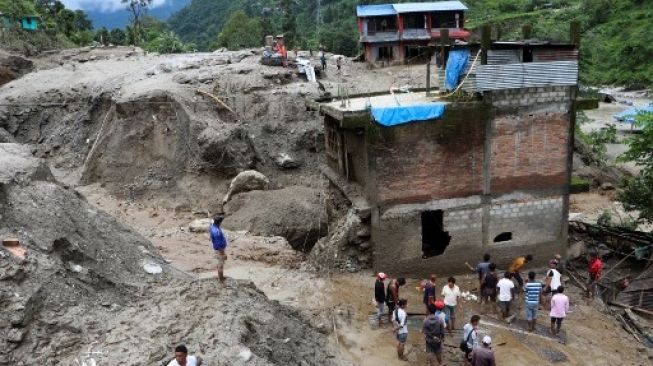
[209, 214, 228, 283]
[442, 277, 463, 335]
[466, 253, 492, 300]
[542, 259, 562, 309]
[423, 303, 446, 366]
[524, 271, 543, 332]
[392, 298, 409, 361]
[550, 286, 570, 338]
[386, 277, 406, 324]
[471, 336, 496, 366]
[336, 56, 342, 72]
[480, 263, 498, 315]
[462, 315, 480, 366]
[509, 254, 533, 304]
[320, 51, 327, 71]
[423, 274, 438, 312]
[167, 345, 201, 366]
[497, 272, 514, 320]
[374, 272, 387, 327]
[587, 253, 603, 298]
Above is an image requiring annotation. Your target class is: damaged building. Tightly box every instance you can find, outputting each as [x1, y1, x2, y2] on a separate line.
[315, 29, 580, 276]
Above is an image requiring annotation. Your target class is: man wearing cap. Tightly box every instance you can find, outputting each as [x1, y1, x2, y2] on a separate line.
[471, 336, 496, 366]
[209, 214, 228, 282]
[374, 273, 387, 327]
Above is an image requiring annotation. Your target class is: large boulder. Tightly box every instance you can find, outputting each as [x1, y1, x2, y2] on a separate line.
[0, 55, 33, 86]
[223, 186, 327, 250]
[198, 125, 257, 177]
[222, 170, 269, 204]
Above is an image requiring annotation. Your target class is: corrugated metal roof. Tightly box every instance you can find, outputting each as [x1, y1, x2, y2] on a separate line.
[475, 61, 578, 91]
[394, 1, 468, 13]
[357, 2, 468, 17]
[487, 49, 521, 65]
[356, 4, 396, 17]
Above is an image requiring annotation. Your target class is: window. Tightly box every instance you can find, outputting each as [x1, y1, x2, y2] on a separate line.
[421, 210, 451, 258]
[404, 13, 425, 29]
[494, 232, 513, 242]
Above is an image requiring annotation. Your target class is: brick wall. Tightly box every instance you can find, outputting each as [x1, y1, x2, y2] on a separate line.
[490, 110, 570, 194]
[371, 108, 486, 205]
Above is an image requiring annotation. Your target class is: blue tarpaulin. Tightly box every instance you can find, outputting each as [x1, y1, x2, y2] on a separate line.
[445, 49, 470, 91]
[371, 103, 446, 126]
[614, 103, 653, 124]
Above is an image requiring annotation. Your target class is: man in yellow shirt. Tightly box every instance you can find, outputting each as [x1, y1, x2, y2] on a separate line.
[509, 254, 533, 303]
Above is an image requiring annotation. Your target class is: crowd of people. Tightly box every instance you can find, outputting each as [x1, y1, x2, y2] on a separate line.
[373, 252, 603, 365]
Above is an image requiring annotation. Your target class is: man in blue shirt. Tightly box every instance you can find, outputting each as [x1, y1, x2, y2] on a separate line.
[524, 271, 543, 332]
[210, 214, 228, 282]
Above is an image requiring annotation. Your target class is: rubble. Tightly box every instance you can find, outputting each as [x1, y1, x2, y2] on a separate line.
[223, 170, 270, 204]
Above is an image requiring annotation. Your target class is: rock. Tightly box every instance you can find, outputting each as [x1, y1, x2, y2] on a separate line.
[274, 152, 301, 169]
[198, 126, 257, 177]
[145, 68, 157, 76]
[7, 328, 25, 343]
[223, 186, 327, 250]
[601, 182, 615, 190]
[239, 348, 253, 361]
[223, 170, 270, 204]
[142, 261, 162, 275]
[158, 63, 173, 73]
[172, 73, 197, 84]
[189, 218, 212, 233]
[213, 47, 228, 53]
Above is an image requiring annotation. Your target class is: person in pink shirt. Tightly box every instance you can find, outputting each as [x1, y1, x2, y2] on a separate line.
[550, 286, 569, 337]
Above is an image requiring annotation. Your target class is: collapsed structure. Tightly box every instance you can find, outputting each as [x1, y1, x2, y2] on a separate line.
[316, 24, 580, 276]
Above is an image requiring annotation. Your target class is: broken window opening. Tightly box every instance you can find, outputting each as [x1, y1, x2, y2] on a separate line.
[421, 210, 451, 258]
[378, 46, 394, 61]
[494, 232, 513, 242]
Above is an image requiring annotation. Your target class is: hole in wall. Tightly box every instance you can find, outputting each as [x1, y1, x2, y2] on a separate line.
[494, 232, 513, 242]
[421, 210, 451, 258]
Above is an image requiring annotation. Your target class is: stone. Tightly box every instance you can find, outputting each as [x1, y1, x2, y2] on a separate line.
[172, 73, 197, 85]
[189, 218, 212, 233]
[274, 153, 301, 169]
[600, 182, 615, 191]
[222, 170, 270, 204]
[356, 227, 370, 238]
[7, 328, 25, 343]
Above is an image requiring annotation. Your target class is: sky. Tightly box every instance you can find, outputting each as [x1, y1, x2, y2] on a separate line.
[60, 0, 172, 13]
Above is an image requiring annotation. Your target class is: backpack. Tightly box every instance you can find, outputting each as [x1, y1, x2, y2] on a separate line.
[459, 328, 474, 353]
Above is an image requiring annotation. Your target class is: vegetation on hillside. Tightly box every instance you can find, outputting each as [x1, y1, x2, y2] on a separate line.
[169, 0, 653, 88]
[0, 0, 192, 54]
[618, 113, 653, 224]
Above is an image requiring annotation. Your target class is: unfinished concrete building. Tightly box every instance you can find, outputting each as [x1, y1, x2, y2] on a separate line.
[317, 36, 580, 276]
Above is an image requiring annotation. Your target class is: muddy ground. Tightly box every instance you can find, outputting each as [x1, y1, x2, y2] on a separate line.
[1, 47, 651, 365]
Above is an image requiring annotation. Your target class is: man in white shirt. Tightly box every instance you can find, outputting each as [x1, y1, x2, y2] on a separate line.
[543, 259, 562, 309]
[392, 298, 409, 361]
[167, 345, 201, 366]
[442, 277, 463, 334]
[496, 272, 514, 320]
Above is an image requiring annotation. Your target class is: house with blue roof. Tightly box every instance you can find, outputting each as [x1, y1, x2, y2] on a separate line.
[357, 1, 470, 65]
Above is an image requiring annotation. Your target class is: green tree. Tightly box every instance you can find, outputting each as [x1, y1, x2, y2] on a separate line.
[121, 0, 153, 45]
[95, 27, 110, 45]
[110, 28, 126, 45]
[618, 113, 653, 223]
[215, 10, 263, 50]
[280, 0, 296, 48]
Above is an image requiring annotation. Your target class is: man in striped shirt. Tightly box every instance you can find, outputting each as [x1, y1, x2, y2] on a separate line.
[524, 271, 543, 332]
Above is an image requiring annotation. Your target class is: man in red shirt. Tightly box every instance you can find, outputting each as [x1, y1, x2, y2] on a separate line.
[587, 253, 603, 298]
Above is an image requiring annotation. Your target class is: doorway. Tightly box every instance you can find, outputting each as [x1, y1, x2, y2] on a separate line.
[421, 210, 451, 258]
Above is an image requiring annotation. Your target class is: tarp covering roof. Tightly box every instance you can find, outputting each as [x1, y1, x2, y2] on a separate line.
[357, 2, 468, 17]
[371, 103, 446, 126]
[613, 103, 653, 124]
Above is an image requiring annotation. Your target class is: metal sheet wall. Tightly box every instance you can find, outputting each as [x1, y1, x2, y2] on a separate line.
[475, 61, 578, 91]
